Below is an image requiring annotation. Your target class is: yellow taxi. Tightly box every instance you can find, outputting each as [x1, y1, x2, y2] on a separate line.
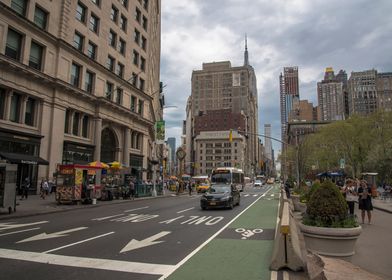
[196, 183, 210, 193]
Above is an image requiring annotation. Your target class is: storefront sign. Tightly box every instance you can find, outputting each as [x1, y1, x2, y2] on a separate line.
[21, 160, 37, 165]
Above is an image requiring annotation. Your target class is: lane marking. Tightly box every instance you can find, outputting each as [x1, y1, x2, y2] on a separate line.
[120, 231, 171, 253]
[244, 194, 250, 197]
[253, 194, 258, 197]
[124, 206, 150, 213]
[42, 232, 115, 254]
[0, 221, 48, 232]
[177, 207, 194, 214]
[17, 227, 88, 243]
[0, 248, 174, 276]
[92, 214, 125, 221]
[0, 227, 40, 237]
[159, 185, 276, 280]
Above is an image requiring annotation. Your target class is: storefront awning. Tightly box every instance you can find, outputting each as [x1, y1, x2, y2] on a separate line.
[0, 152, 49, 165]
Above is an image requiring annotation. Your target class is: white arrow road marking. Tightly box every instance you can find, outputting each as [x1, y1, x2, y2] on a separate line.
[124, 206, 150, 212]
[253, 194, 258, 197]
[177, 207, 194, 213]
[92, 214, 125, 221]
[0, 248, 174, 276]
[244, 194, 249, 197]
[0, 227, 40, 237]
[17, 227, 88, 243]
[0, 221, 48, 232]
[120, 231, 171, 253]
[43, 232, 115, 253]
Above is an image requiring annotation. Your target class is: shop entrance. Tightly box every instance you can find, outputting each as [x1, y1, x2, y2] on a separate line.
[101, 128, 117, 163]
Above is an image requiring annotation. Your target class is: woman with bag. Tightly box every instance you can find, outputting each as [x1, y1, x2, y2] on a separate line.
[358, 180, 373, 224]
[343, 179, 357, 216]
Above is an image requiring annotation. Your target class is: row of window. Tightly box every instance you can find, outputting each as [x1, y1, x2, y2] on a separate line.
[11, 0, 48, 30]
[64, 109, 90, 138]
[90, 0, 149, 13]
[204, 156, 235, 161]
[201, 142, 237, 148]
[0, 88, 38, 127]
[203, 149, 238, 155]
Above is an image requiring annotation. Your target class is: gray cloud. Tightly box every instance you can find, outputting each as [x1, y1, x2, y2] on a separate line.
[161, 0, 392, 155]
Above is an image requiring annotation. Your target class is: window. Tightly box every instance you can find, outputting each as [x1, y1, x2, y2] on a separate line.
[0, 89, 6, 119]
[89, 14, 99, 33]
[91, 0, 100, 6]
[82, 115, 89, 137]
[120, 0, 128, 8]
[134, 29, 140, 44]
[34, 6, 48, 30]
[106, 82, 113, 100]
[131, 95, 136, 111]
[135, 8, 141, 22]
[25, 97, 35, 126]
[143, 0, 149, 11]
[140, 57, 145, 71]
[118, 38, 126, 55]
[139, 78, 145, 91]
[76, 2, 87, 22]
[110, 5, 118, 22]
[87, 41, 97, 59]
[116, 63, 124, 78]
[109, 30, 117, 47]
[142, 16, 148, 30]
[132, 72, 138, 87]
[64, 109, 70, 133]
[120, 15, 127, 32]
[5, 28, 23, 60]
[29, 41, 44, 71]
[107, 56, 115, 71]
[73, 32, 84, 51]
[72, 112, 80, 135]
[133, 50, 139, 65]
[71, 63, 81, 87]
[141, 36, 147, 50]
[85, 70, 94, 93]
[116, 88, 122, 104]
[138, 99, 144, 114]
[11, 0, 27, 16]
[10, 93, 21, 123]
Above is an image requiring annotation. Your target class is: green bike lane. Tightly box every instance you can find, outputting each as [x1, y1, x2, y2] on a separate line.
[165, 185, 280, 280]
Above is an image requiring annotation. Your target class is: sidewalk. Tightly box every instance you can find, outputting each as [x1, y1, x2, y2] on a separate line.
[0, 189, 180, 220]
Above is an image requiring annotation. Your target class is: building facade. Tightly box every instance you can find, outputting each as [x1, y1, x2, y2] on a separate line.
[194, 131, 246, 176]
[0, 0, 161, 192]
[188, 43, 259, 176]
[348, 70, 378, 116]
[376, 72, 392, 112]
[317, 67, 345, 121]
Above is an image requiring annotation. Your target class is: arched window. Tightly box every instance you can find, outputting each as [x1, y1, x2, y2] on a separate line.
[101, 128, 117, 163]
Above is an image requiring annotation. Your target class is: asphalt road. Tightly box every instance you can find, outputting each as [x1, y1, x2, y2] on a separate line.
[0, 184, 274, 280]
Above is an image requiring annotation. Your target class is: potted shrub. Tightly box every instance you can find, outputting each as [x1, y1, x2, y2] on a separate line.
[299, 180, 362, 258]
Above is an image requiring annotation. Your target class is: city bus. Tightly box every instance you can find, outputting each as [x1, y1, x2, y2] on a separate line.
[210, 167, 245, 192]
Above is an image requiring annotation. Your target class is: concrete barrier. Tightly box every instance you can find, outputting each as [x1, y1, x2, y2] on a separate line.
[270, 200, 305, 271]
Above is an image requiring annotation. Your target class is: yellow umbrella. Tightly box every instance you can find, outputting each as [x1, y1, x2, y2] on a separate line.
[89, 161, 109, 169]
[108, 161, 122, 169]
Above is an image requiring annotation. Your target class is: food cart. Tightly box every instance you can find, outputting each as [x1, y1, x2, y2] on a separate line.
[55, 164, 102, 204]
[0, 162, 17, 214]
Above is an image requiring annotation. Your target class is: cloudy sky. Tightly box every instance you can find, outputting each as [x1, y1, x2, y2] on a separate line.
[160, 0, 392, 156]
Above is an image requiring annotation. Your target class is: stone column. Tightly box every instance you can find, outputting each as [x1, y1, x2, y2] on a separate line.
[93, 118, 102, 161]
[123, 127, 130, 166]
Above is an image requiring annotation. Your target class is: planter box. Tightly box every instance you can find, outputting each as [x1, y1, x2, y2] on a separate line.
[299, 223, 362, 258]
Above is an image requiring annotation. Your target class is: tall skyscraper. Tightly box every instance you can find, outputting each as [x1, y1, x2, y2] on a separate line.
[188, 38, 259, 176]
[348, 70, 378, 116]
[167, 137, 176, 165]
[280, 67, 299, 141]
[317, 67, 345, 121]
[0, 0, 161, 191]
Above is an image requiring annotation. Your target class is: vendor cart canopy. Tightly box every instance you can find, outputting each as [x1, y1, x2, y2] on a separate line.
[0, 152, 49, 165]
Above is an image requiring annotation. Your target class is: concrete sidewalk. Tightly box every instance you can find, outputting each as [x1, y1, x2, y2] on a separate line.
[0, 190, 181, 220]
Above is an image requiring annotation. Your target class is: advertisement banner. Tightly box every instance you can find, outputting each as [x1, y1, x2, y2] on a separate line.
[156, 120, 165, 144]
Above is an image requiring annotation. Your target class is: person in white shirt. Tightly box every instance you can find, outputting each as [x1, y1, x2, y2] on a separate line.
[343, 179, 357, 216]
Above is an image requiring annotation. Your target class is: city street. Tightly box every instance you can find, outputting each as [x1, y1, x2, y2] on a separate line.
[0, 185, 275, 280]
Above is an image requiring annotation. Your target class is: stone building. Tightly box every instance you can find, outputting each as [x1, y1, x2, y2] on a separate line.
[0, 0, 161, 192]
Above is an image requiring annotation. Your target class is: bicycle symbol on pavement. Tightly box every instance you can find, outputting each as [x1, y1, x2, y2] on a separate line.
[235, 228, 263, 240]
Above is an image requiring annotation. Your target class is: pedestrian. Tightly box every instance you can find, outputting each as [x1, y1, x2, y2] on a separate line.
[20, 177, 30, 200]
[40, 178, 49, 199]
[188, 182, 192, 196]
[343, 179, 357, 216]
[284, 180, 291, 198]
[358, 180, 373, 224]
[129, 179, 135, 200]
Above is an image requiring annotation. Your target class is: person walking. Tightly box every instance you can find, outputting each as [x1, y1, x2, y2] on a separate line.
[20, 177, 30, 200]
[40, 178, 49, 199]
[358, 180, 373, 224]
[129, 179, 135, 200]
[343, 179, 357, 216]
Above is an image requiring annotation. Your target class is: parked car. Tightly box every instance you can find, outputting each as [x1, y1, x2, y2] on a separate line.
[200, 183, 240, 210]
[254, 180, 263, 187]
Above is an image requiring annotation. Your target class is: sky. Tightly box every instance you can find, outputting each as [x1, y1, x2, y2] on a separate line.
[160, 0, 392, 158]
